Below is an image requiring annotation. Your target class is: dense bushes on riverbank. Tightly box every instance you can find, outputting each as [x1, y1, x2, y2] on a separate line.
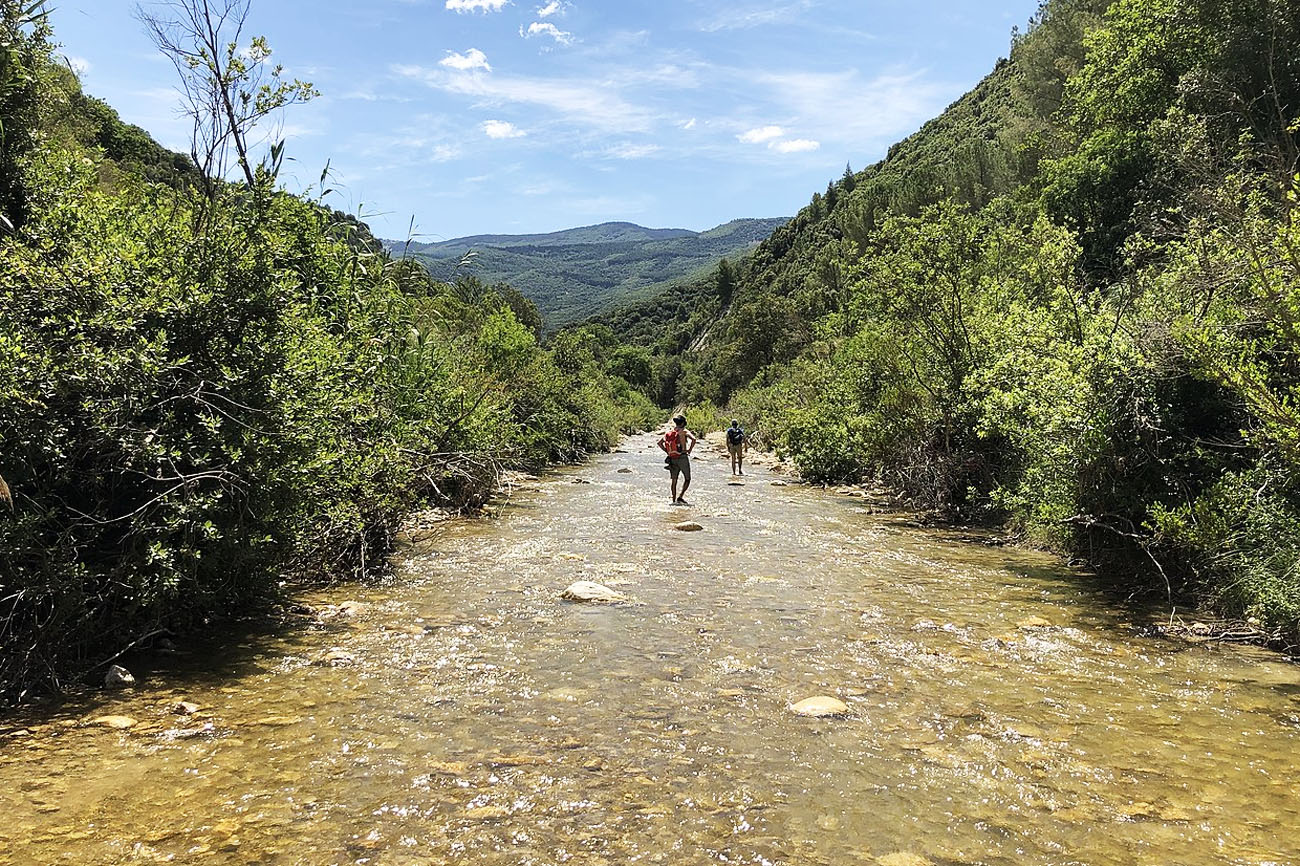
[0, 9, 656, 698]
[624, 0, 1300, 645]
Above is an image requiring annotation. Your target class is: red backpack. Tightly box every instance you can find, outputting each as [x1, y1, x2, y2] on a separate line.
[664, 428, 683, 457]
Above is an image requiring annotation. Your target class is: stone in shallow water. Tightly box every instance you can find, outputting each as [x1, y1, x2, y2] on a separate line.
[89, 716, 138, 730]
[104, 665, 135, 689]
[173, 701, 201, 716]
[1017, 616, 1053, 629]
[877, 854, 934, 866]
[790, 696, 849, 717]
[560, 581, 626, 603]
[317, 649, 356, 666]
[464, 805, 511, 820]
[673, 522, 704, 532]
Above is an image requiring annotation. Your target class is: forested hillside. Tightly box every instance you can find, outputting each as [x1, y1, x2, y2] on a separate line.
[397, 217, 787, 328]
[0, 2, 659, 699]
[607, 0, 1300, 646]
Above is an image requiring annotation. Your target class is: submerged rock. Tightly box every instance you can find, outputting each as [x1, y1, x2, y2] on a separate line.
[877, 854, 934, 866]
[90, 715, 138, 730]
[673, 522, 704, 532]
[560, 581, 626, 603]
[464, 805, 511, 820]
[173, 701, 201, 716]
[104, 665, 135, 689]
[1017, 616, 1053, 629]
[318, 649, 356, 666]
[790, 696, 849, 717]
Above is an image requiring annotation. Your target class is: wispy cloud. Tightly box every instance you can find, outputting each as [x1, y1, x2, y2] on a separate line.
[699, 0, 816, 32]
[756, 66, 952, 147]
[523, 21, 574, 45]
[62, 54, 91, 75]
[439, 48, 492, 72]
[604, 142, 661, 159]
[446, 0, 509, 12]
[770, 138, 819, 153]
[536, 0, 564, 16]
[393, 64, 658, 134]
[483, 119, 526, 139]
[738, 125, 785, 144]
[681, 118, 697, 130]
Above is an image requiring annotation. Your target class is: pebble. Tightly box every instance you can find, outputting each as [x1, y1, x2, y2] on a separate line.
[877, 853, 934, 866]
[1017, 616, 1053, 629]
[790, 696, 849, 718]
[173, 701, 201, 716]
[464, 805, 511, 820]
[318, 649, 356, 666]
[89, 716, 138, 730]
[674, 522, 704, 532]
[560, 581, 626, 603]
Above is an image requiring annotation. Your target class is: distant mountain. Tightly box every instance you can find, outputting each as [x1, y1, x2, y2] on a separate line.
[388, 218, 788, 328]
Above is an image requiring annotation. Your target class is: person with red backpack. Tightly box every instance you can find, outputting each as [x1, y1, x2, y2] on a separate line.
[657, 414, 697, 505]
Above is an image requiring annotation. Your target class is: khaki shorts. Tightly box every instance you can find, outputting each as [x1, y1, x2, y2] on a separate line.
[668, 455, 691, 482]
[727, 442, 743, 455]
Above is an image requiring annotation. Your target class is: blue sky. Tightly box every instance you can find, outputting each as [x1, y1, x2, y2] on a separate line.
[51, 0, 1040, 241]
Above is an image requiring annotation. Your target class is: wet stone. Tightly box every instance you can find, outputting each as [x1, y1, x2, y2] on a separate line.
[173, 701, 201, 716]
[317, 649, 356, 666]
[1017, 616, 1053, 629]
[791, 696, 849, 718]
[104, 665, 136, 689]
[674, 522, 705, 532]
[89, 715, 138, 730]
[877, 853, 934, 866]
[561, 581, 626, 603]
[464, 805, 511, 820]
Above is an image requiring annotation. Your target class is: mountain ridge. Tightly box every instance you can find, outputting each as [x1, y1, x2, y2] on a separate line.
[388, 217, 789, 328]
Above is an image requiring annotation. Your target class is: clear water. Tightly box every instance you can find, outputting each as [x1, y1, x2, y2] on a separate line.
[2, 434, 1298, 865]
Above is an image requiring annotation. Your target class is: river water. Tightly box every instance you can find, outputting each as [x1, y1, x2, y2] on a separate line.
[2, 433, 1298, 866]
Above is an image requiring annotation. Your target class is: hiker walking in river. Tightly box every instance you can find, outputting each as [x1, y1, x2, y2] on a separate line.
[658, 414, 697, 505]
[725, 419, 748, 476]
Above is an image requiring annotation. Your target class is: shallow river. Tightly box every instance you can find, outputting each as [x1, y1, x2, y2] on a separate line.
[3, 434, 1299, 866]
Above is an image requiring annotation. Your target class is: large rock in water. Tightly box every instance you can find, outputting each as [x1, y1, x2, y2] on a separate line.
[104, 665, 135, 689]
[560, 581, 626, 603]
[791, 696, 849, 717]
[673, 522, 704, 532]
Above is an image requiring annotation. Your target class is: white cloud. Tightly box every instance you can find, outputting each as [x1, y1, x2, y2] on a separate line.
[536, 0, 564, 16]
[770, 138, 820, 153]
[394, 64, 657, 134]
[62, 54, 91, 75]
[439, 48, 491, 72]
[681, 118, 697, 130]
[446, 0, 509, 12]
[700, 0, 816, 32]
[604, 143, 660, 159]
[524, 21, 574, 45]
[738, 125, 784, 144]
[482, 119, 526, 139]
[756, 67, 952, 148]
